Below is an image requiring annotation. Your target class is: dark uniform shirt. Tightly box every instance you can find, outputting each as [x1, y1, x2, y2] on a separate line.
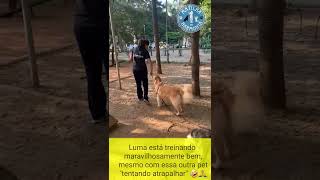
[74, 0, 107, 29]
[132, 46, 150, 72]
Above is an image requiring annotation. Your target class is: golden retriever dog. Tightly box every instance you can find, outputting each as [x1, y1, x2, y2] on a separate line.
[188, 72, 265, 169]
[187, 81, 235, 169]
[212, 80, 235, 169]
[153, 75, 193, 116]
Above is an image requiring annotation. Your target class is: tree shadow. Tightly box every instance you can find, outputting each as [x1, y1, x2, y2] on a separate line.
[213, 132, 320, 180]
[0, 166, 18, 180]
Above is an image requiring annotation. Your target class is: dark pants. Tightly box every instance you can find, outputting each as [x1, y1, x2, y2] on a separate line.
[133, 70, 148, 100]
[74, 24, 107, 120]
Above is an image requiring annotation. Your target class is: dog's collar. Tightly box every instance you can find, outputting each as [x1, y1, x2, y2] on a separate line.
[155, 82, 164, 95]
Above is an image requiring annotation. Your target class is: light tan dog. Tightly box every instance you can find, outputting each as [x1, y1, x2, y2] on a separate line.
[188, 72, 264, 169]
[212, 81, 235, 169]
[187, 81, 235, 169]
[153, 75, 193, 116]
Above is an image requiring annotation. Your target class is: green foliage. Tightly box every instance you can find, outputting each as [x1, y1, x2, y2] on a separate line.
[199, 0, 211, 37]
[200, 32, 211, 48]
[111, 0, 168, 43]
[110, 1, 148, 43]
[110, 0, 211, 45]
[167, 31, 184, 44]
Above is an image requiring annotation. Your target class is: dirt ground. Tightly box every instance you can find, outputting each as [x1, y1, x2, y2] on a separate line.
[0, 2, 107, 180]
[212, 8, 320, 179]
[0, 2, 74, 66]
[109, 62, 211, 138]
[0, 47, 108, 180]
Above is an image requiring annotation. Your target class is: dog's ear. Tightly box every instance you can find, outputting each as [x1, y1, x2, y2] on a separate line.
[154, 75, 161, 83]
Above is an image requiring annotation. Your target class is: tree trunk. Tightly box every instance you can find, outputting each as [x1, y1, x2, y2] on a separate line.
[258, 0, 286, 109]
[189, 55, 192, 65]
[109, 1, 122, 89]
[166, 46, 170, 63]
[178, 39, 182, 56]
[111, 45, 115, 66]
[152, 0, 162, 74]
[190, 0, 200, 97]
[21, 0, 39, 88]
[165, 0, 169, 63]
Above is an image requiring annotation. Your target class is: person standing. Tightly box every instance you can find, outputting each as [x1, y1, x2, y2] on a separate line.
[73, 0, 108, 123]
[129, 39, 153, 104]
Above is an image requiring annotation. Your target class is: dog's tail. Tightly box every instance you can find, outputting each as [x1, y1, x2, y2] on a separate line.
[181, 84, 193, 104]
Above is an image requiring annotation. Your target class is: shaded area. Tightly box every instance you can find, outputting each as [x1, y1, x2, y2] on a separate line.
[213, 8, 320, 179]
[0, 46, 107, 179]
[0, 0, 73, 66]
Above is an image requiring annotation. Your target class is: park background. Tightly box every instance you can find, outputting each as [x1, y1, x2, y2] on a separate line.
[109, 0, 212, 138]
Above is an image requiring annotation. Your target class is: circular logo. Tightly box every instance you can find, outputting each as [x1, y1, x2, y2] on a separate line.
[177, 4, 205, 33]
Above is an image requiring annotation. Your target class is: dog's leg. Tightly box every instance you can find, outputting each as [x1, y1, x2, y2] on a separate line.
[175, 107, 181, 116]
[171, 96, 182, 116]
[180, 100, 184, 113]
[222, 122, 232, 159]
[213, 147, 222, 169]
[223, 140, 230, 159]
[223, 102, 233, 159]
[177, 95, 184, 115]
[157, 95, 162, 107]
[213, 95, 231, 169]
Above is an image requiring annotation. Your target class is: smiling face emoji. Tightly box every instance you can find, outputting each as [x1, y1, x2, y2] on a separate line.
[190, 169, 198, 178]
